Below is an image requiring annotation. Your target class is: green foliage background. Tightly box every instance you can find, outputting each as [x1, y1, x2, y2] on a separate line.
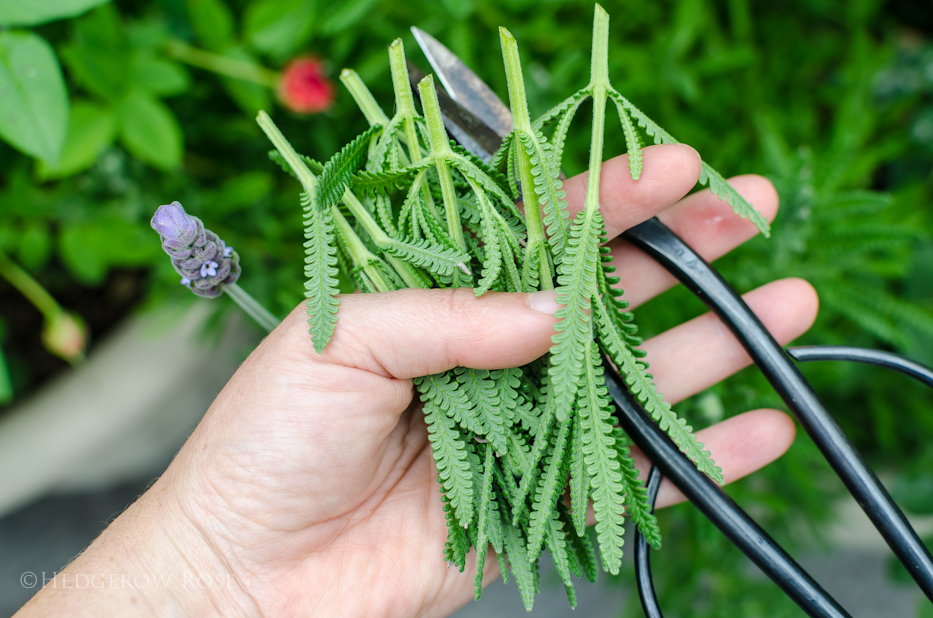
[0, 0, 931, 615]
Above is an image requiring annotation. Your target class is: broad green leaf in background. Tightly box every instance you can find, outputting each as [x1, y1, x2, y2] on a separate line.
[0, 31, 69, 165]
[319, 0, 380, 36]
[0, 0, 111, 26]
[243, 0, 317, 59]
[58, 6, 126, 101]
[17, 221, 52, 271]
[129, 54, 190, 97]
[185, 0, 236, 52]
[118, 91, 183, 171]
[38, 101, 117, 179]
[0, 346, 11, 405]
[60, 218, 159, 285]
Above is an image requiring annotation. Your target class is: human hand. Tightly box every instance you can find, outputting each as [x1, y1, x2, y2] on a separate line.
[17, 144, 816, 618]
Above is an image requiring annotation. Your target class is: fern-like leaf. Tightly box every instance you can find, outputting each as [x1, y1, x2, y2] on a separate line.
[269, 150, 324, 178]
[417, 373, 475, 528]
[455, 368, 510, 456]
[569, 412, 590, 536]
[527, 418, 571, 561]
[544, 509, 578, 608]
[610, 96, 643, 180]
[474, 445, 496, 599]
[547, 209, 604, 422]
[316, 125, 382, 210]
[532, 89, 589, 132]
[559, 501, 599, 583]
[502, 518, 538, 611]
[612, 91, 771, 238]
[578, 338, 627, 575]
[302, 196, 340, 353]
[517, 131, 571, 258]
[613, 428, 661, 549]
[382, 238, 471, 278]
[594, 297, 723, 483]
[474, 188, 503, 296]
[351, 162, 429, 197]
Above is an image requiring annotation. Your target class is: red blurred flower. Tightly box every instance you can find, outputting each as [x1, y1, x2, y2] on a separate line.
[277, 57, 335, 114]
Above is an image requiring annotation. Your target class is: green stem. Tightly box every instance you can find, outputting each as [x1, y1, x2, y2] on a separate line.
[257, 111, 317, 193]
[165, 41, 279, 88]
[418, 76, 467, 259]
[223, 283, 281, 332]
[340, 69, 390, 126]
[583, 5, 610, 216]
[0, 250, 61, 319]
[500, 27, 550, 288]
[388, 40, 438, 218]
[499, 28, 532, 132]
[331, 205, 393, 292]
[341, 191, 424, 288]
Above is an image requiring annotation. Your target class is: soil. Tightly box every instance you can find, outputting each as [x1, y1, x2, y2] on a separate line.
[0, 268, 148, 409]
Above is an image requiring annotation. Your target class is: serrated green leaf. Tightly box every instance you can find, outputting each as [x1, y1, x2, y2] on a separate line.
[269, 150, 324, 178]
[544, 509, 578, 608]
[382, 237, 470, 278]
[317, 124, 382, 210]
[594, 297, 723, 483]
[302, 196, 340, 353]
[547, 209, 604, 422]
[613, 91, 770, 237]
[569, 412, 590, 536]
[417, 372, 476, 529]
[610, 96, 643, 180]
[474, 445, 496, 600]
[455, 368, 510, 456]
[579, 337, 627, 575]
[502, 517, 538, 611]
[516, 131, 571, 258]
[613, 428, 661, 549]
[0, 31, 68, 164]
[527, 417, 572, 561]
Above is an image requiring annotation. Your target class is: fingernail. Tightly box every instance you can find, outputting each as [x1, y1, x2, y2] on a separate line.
[527, 290, 560, 315]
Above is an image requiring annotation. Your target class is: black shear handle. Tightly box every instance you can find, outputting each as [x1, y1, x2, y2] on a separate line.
[605, 364, 851, 618]
[620, 217, 933, 601]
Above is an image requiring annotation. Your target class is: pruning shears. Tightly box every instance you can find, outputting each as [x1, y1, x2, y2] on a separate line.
[409, 27, 933, 618]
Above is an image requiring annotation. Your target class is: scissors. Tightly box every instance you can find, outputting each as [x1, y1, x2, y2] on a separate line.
[408, 27, 933, 618]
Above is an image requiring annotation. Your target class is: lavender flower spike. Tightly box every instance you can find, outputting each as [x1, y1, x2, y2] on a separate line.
[151, 201, 241, 298]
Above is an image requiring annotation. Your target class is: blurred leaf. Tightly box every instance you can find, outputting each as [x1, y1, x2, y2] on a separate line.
[129, 55, 190, 96]
[319, 0, 379, 35]
[0, 0, 111, 26]
[38, 101, 117, 179]
[59, 6, 126, 100]
[185, 0, 235, 52]
[219, 46, 271, 115]
[17, 221, 52, 271]
[243, 0, 316, 59]
[118, 90, 183, 170]
[60, 218, 158, 284]
[0, 346, 11, 405]
[0, 31, 69, 165]
[214, 171, 274, 215]
[893, 473, 933, 515]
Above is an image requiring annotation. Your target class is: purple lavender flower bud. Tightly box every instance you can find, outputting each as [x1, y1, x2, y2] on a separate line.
[151, 201, 241, 298]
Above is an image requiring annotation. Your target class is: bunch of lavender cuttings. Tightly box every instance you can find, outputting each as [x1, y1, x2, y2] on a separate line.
[253, 4, 769, 610]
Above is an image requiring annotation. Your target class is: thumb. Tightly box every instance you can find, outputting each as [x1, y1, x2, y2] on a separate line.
[280, 288, 562, 379]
